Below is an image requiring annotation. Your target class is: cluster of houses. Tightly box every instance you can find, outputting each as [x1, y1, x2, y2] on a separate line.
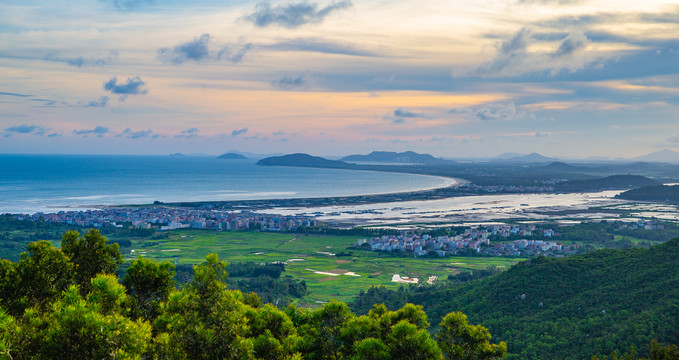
[14, 208, 316, 232]
[457, 182, 555, 193]
[358, 224, 578, 257]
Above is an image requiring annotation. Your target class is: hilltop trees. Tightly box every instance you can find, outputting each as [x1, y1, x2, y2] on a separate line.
[0, 230, 510, 359]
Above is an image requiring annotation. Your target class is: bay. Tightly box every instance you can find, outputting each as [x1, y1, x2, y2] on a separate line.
[0, 154, 455, 214]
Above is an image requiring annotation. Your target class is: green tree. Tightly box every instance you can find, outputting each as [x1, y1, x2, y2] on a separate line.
[15, 241, 74, 314]
[153, 254, 253, 360]
[437, 311, 506, 360]
[123, 256, 175, 321]
[387, 320, 442, 360]
[18, 279, 151, 359]
[61, 229, 123, 293]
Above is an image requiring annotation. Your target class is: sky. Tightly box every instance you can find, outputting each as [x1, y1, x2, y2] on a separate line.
[2, 0, 679, 158]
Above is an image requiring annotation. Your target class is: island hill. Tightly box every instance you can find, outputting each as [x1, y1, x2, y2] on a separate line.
[617, 184, 679, 202]
[217, 152, 248, 160]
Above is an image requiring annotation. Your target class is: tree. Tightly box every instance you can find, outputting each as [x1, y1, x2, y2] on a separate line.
[437, 311, 506, 360]
[387, 320, 442, 360]
[18, 281, 151, 359]
[15, 241, 74, 314]
[153, 254, 253, 360]
[123, 256, 175, 321]
[61, 229, 123, 293]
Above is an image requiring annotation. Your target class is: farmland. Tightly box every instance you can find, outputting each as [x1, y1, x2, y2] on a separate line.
[123, 229, 519, 304]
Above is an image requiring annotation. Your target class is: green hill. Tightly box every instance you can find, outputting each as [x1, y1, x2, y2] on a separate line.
[555, 174, 660, 192]
[617, 184, 679, 202]
[353, 239, 679, 359]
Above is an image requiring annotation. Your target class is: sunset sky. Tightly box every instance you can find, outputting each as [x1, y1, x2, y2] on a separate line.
[2, 0, 679, 158]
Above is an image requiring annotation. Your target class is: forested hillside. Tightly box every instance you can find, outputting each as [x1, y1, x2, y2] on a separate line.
[353, 239, 679, 359]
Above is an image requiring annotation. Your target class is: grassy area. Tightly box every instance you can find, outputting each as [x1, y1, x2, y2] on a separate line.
[125, 229, 519, 304]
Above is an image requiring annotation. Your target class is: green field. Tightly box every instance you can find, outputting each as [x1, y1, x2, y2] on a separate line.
[124, 229, 519, 304]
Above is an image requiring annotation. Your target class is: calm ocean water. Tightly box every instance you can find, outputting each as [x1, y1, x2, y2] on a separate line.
[0, 154, 455, 214]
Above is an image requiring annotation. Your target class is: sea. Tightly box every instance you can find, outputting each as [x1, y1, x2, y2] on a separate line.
[0, 154, 456, 214]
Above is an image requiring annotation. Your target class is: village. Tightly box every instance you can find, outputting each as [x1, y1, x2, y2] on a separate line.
[359, 224, 579, 258]
[13, 207, 316, 232]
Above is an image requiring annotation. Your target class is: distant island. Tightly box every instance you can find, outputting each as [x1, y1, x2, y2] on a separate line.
[256, 153, 353, 168]
[217, 152, 248, 160]
[168, 153, 186, 157]
[341, 151, 449, 164]
[617, 184, 679, 202]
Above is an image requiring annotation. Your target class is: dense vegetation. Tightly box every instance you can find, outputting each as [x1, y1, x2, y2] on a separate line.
[554, 175, 660, 192]
[0, 229, 507, 359]
[617, 185, 679, 202]
[352, 239, 679, 359]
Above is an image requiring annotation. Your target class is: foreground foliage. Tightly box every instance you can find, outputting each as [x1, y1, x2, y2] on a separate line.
[352, 238, 679, 359]
[0, 230, 506, 359]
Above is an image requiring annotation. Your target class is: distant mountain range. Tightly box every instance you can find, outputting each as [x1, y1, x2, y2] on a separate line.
[633, 149, 679, 163]
[493, 152, 558, 163]
[341, 151, 449, 164]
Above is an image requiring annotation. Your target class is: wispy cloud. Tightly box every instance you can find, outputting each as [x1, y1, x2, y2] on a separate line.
[0, 91, 31, 98]
[450, 102, 537, 121]
[263, 38, 376, 56]
[246, 1, 352, 29]
[80, 96, 110, 108]
[45, 51, 118, 68]
[104, 0, 153, 10]
[118, 128, 159, 139]
[5, 124, 48, 135]
[458, 28, 601, 78]
[231, 127, 248, 136]
[158, 34, 251, 64]
[383, 107, 430, 124]
[73, 126, 110, 137]
[271, 74, 306, 90]
[175, 128, 200, 138]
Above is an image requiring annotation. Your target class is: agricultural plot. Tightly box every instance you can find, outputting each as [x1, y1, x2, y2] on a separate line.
[126, 229, 519, 304]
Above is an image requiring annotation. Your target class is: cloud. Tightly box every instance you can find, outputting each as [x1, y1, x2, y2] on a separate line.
[104, 0, 153, 10]
[459, 28, 600, 78]
[271, 74, 306, 90]
[158, 34, 251, 64]
[517, 0, 582, 4]
[263, 38, 376, 56]
[119, 128, 156, 139]
[48, 133, 61, 138]
[272, 131, 286, 136]
[73, 126, 110, 137]
[217, 43, 252, 64]
[393, 107, 426, 118]
[246, 1, 352, 29]
[231, 128, 248, 136]
[0, 91, 31, 97]
[175, 128, 200, 138]
[103, 76, 148, 100]
[80, 96, 110, 108]
[5, 124, 48, 135]
[450, 102, 537, 121]
[45, 51, 118, 67]
[667, 134, 679, 143]
[382, 107, 429, 124]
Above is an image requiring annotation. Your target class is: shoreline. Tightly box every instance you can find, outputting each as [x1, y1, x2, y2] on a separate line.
[115, 177, 470, 211]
